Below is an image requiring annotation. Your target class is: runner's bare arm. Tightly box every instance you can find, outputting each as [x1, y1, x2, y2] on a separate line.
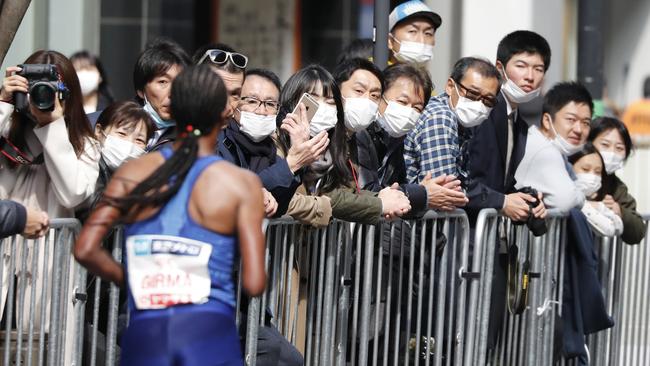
[237, 171, 266, 297]
[74, 170, 134, 286]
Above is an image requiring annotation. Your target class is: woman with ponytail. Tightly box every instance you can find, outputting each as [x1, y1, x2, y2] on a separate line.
[75, 64, 266, 365]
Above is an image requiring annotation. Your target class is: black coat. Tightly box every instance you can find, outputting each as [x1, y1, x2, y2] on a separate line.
[465, 93, 529, 219]
[216, 121, 300, 217]
[354, 123, 428, 217]
[563, 208, 614, 363]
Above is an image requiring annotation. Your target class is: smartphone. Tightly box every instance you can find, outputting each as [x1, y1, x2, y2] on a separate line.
[292, 93, 319, 123]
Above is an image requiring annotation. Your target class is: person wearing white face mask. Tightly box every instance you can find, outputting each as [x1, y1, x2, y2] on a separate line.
[387, 0, 441, 66]
[276, 64, 414, 226]
[77, 101, 154, 220]
[338, 60, 465, 216]
[514, 82, 594, 213]
[465, 31, 551, 228]
[463, 31, 553, 354]
[588, 117, 646, 244]
[405, 57, 499, 203]
[218, 69, 329, 221]
[568, 144, 623, 237]
[71, 51, 114, 114]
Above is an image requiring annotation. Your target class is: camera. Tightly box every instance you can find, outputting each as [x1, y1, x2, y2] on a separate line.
[13, 64, 67, 113]
[513, 186, 547, 236]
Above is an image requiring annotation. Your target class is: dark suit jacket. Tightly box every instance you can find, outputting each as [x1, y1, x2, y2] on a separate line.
[466, 93, 529, 219]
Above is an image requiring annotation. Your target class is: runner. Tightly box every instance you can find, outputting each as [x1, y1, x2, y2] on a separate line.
[74, 64, 266, 365]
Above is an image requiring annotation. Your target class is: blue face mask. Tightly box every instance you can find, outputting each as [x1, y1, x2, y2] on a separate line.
[143, 95, 175, 129]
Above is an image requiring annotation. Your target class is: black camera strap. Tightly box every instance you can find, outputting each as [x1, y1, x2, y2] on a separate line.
[0, 136, 44, 165]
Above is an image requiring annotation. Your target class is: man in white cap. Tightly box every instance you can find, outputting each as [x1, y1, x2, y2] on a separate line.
[388, 0, 442, 65]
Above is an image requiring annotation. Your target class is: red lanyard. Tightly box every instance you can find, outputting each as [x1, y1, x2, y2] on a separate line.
[348, 159, 360, 194]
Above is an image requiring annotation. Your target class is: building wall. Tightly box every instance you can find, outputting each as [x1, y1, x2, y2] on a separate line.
[603, 0, 650, 212]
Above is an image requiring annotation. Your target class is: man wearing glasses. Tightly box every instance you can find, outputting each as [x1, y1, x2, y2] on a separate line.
[463, 30, 551, 353]
[404, 57, 500, 190]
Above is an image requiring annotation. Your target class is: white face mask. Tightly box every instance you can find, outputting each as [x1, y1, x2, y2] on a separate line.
[377, 99, 421, 137]
[575, 173, 602, 198]
[548, 117, 583, 156]
[452, 82, 492, 128]
[309, 102, 338, 137]
[391, 36, 434, 64]
[599, 150, 625, 174]
[343, 97, 378, 132]
[238, 111, 277, 142]
[77, 70, 101, 97]
[500, 66, 541, 104]
[102, 135, 146, 170]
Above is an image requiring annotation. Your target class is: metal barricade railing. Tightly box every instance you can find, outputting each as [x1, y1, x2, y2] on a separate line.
[73, 209, 650, 366]
[469, 210, 569, 366]
[584, 216, 650, 366]
[243, 218, 351, 366]
[348, 210, 473, 366]
[81, 227, 123, 366]
[0, 218, 85, 366]
[242, 210, 477, 366]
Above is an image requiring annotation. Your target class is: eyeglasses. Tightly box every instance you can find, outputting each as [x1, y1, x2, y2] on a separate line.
[198, 49, 248, 69]
[456, 81, 497, 108]
[240, 96, 279, 112]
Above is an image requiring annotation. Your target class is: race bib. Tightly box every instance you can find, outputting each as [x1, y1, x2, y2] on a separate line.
[126, 235, 213, 310]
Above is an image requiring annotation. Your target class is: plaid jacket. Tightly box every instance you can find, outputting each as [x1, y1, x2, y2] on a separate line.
[404, 93, 460, 184]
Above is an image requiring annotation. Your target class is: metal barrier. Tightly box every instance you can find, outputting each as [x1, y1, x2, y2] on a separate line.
[469, 210, 569, 366]
[81, 227, 123, 366]
[0, 218, 85, 366]
[242, 210, 479, 366]
[66, 210, 650, 365]
[583, 215, 650, 366]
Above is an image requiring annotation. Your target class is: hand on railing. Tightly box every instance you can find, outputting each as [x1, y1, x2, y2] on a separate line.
[420, 173, 468, 211]
[503, 192, 538, 221]
[22, 207, 49, 239]
[379, 183, 411, 220]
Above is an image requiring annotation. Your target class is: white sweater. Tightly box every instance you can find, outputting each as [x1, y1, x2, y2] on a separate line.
[514, 125, 584, 213]
[0, 101, 100, 218]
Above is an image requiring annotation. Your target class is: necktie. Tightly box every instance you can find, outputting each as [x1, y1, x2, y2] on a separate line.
[504, 112, 515, 185]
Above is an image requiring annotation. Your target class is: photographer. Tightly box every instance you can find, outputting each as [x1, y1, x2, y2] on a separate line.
[0, 50, 100, 364]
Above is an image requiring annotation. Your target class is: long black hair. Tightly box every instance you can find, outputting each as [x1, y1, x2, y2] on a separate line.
[276, 64, 351, 193]
[568, 143, 607, 201]
[104, 65, 227, 214]
[588, 117, 634, 160]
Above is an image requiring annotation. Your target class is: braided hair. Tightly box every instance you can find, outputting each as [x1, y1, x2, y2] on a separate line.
[104, 65, 227, 214]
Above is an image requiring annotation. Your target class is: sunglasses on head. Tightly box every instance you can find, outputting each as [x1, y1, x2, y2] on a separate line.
[198, 49, 248, 69]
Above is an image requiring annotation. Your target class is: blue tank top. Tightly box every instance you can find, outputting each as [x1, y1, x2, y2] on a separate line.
[123, 148, 237, 317]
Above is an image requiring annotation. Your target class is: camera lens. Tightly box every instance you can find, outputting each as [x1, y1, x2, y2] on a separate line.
[30, 83, 56, 111]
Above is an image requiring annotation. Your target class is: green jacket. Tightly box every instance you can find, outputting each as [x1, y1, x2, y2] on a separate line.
[608, 175, 646, 244]
[324, 187, 382, 225]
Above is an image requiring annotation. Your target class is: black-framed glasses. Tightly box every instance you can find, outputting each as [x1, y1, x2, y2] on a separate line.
[198, 49, 248, 69]
[456, 81, 497, 108]
[240, 96, 279, 112]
